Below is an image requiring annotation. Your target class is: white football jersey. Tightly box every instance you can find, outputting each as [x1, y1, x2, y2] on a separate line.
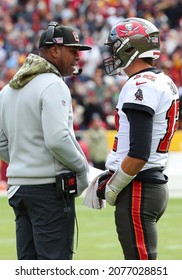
[106, 69, 180, 171]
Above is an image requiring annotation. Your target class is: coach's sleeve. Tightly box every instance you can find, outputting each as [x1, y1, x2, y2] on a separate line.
[0, 130, 9, 163]
[41, 81, 88, 175]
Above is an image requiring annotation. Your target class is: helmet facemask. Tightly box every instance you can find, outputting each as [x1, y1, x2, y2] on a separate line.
[103, 54, 123, 76]
[103, 38, 139, 76]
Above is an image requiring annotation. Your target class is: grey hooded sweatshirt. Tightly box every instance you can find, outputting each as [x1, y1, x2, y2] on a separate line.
[0, 54, 88, 192]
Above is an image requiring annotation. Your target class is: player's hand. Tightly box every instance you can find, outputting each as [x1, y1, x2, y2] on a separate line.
[105, 180, 121, 206]
[105, 167, 135, 206]
[96, 170, 113, 199]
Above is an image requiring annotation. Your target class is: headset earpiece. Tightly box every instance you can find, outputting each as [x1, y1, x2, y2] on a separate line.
[44, 21, 59, 45]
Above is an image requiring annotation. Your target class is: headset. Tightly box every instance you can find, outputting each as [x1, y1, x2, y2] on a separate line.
[43, 21, 59, 45]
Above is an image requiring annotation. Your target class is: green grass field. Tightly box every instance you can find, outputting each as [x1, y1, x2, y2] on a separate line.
[0, 196, 182, 260]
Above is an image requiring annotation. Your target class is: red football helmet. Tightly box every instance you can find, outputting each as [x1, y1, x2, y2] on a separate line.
[103, 18, 160, 76]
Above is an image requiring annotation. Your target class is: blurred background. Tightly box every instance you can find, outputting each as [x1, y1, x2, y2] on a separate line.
[0, 0, 182, 260]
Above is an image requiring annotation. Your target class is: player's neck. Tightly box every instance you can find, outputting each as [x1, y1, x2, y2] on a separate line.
[125, 58, 153, 77]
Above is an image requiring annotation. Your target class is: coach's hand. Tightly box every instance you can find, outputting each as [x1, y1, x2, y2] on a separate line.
[76, 171, 89, 197]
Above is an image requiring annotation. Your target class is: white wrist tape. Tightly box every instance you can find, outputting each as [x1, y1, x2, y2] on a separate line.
[108, 166, 135, 192]
[105, 166, 136, 206]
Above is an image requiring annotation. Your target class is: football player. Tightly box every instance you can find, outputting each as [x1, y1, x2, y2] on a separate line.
[98, 17, 180, 260]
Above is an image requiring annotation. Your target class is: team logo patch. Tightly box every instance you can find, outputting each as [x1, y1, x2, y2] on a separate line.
[135, 88, 143, 101]
[115, 21, 149, 38]
[72, 31, 79, 42]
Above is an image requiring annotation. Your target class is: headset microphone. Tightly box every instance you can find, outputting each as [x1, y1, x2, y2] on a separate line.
[73, 68, 82, 76]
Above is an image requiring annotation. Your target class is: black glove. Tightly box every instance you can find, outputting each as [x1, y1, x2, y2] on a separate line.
[96, 170, 113, 199]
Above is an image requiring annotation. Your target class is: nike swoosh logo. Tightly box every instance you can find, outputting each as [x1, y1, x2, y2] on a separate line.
[136, 81, 147, 86]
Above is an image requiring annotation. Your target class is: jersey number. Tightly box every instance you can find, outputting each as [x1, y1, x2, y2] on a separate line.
[157, 99, 180, 153]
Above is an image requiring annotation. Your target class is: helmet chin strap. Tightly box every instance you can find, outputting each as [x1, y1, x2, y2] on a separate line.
[117, 67, 127, 77]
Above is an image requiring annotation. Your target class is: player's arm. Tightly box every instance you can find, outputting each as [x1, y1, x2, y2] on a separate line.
[121, 156, 146, 176]
[122, 108, 153, 174]
[105, 108, 153, 205]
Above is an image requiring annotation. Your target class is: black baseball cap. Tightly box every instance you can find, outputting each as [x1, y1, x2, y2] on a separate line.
[39, 21, 92, 51]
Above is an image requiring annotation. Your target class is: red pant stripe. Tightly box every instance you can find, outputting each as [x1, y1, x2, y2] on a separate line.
[132, 181, 148, 260]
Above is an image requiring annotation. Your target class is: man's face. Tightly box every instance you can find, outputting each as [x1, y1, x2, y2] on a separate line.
[53, 45, 80, 77]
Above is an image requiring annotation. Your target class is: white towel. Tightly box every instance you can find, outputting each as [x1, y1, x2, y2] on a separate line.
[83, 167, 107, 209]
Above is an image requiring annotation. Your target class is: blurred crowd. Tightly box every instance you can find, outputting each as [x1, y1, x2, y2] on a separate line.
[0, 0, 182, 129]
[0, 0, 182, 130]
[0, 0, 182, 184]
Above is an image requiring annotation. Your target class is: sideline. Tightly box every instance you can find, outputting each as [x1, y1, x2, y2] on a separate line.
[165, 152, 182, 198]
